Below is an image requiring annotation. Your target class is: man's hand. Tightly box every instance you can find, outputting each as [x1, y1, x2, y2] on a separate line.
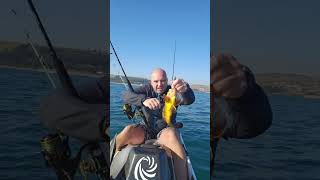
[143, 98, 161, 110]
[211, 54, 248, 98]
[171, 79, 188, 93]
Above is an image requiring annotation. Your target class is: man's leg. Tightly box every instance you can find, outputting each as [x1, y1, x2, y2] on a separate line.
[158, 127, 187, 180]
[115, 125, 145, 151]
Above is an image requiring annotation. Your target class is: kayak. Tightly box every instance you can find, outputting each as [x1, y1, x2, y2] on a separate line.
[110, 131, 197, 180]
[180, 133, 197, 180]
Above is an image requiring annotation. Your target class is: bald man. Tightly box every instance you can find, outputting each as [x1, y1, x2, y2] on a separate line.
[114, 68, 195, 180]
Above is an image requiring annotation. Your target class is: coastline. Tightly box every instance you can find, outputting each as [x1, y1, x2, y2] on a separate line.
[110, 81, 210, 93]
[0, 65, 104, 78]
[303, 95, 320, 99]
[3, 66, 319, 97]
[1, 65, 210, 93]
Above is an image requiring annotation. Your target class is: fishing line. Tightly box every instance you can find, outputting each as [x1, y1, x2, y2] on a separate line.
[171, 40, 176, 81]
[110, 49, 128, 90]
[27, 0, 78, 97]
[10, 8, 57, 88]
[109, 41, 150, 126]
[110, 41, 134, 92]
[26, 32, 57, 88]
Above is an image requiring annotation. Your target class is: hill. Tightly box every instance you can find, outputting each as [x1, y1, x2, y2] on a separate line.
[110, 74, 210, 92]
[0, 40, 107, 75]
[255, 73, 320, 98]
[1, 40, 319, 97]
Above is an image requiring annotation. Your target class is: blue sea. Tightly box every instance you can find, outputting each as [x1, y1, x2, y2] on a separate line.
[0, 68, 100, 180]
[109, 83, 210, 180]
[1, 68, 320, 180]
[214, 95, 320, 179]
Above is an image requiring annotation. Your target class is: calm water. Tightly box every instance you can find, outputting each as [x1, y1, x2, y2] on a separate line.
[0, 68, 98, 180]
[110, 83, 211, 180]
[214, 95, 320, 179]
[1, 68, 320, 180]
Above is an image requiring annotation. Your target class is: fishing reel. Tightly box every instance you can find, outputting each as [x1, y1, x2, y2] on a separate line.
[123, 104, 148, 127]
[41, 134, 110, 180]
[40, 133, 82, 180]
[79, 144, 109, 180]
[40, 133, 71, 166]
[123, 104, 144, 119]
[122, 104, 135, 119]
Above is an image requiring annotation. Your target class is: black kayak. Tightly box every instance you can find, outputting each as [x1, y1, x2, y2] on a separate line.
[109, 132, 197, 180]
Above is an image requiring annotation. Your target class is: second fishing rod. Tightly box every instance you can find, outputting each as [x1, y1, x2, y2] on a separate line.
[27, 0, 78, 97]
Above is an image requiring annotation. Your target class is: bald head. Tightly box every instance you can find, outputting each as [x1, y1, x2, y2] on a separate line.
[151, 68, 167, 79]
[150, 68, 168, 94]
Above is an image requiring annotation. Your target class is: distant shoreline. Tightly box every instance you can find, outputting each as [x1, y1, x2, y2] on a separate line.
[3, 65, 320, 98]
[303, 95, 320, 99]
[0, 65, 104, 78]
[1, 65, 210, 93]
[110, 82, 210, 93]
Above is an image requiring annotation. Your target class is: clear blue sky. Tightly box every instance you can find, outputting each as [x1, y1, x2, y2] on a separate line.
[0, 0, 107, 50]
[110, 0, 210, 85]
[3, 1, 320, 79]
[213, 0, 320, 77]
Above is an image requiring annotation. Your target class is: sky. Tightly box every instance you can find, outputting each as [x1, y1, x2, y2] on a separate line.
[2, 1, 319, 80]
[213, 0, 320, 77]
[110, 0, 210, 85]
[0, 0, 107, 50]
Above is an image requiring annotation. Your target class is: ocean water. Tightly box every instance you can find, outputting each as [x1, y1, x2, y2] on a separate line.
[0, 68, 57, 180]
[1, 68, 320, 180]
[214, 95, 320, 179]
[0, 68, 210, 179]
[110, 83, 211, 180]
[0, 68, 99, 180]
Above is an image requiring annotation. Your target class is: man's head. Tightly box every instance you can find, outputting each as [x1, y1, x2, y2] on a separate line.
[150, 68, 168, 94]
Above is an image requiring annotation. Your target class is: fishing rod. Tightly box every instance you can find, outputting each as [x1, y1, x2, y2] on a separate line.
[26, 32, 57, 88]
[109, 41, 153, 128]
[110, 41, 135, 93]
[27, 0, 78, 97]
[119, 74, 129, 90]
[25, 2, 110, 180]
[26, 2, 83, 179]
[172, 40, 176, 81]
[10, 9, 56, 88]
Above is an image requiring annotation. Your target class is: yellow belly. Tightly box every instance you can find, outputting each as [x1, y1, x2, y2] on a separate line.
[162, 89, 178, 127]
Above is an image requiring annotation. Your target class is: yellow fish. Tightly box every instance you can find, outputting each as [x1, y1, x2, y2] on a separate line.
[162, 88, 181, 127]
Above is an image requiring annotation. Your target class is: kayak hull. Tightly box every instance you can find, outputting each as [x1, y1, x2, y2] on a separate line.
[110, 135, 197, 180]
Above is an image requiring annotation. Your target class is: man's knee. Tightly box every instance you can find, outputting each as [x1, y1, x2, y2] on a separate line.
[122, 124, 136, 134]
[159, 127, 180, 144]
[122, 125, 145, 144]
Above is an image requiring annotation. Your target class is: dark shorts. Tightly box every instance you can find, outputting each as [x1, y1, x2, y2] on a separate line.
[134, 123, 168, 140]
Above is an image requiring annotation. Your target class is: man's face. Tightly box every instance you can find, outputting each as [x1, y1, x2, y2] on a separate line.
[151, 70, 168, 94]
